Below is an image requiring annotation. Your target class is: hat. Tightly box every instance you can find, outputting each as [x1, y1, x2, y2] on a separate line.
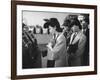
[43, 18, 59, 28]
[43, 21, 50, 28]
[62, 19, 71, 27]
[43, 18, 62, 32]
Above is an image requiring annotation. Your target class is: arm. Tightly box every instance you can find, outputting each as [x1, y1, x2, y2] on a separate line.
[49, 35, 65, 60]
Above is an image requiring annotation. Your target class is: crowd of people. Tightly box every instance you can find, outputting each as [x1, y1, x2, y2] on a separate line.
[22, 14, 89, 68]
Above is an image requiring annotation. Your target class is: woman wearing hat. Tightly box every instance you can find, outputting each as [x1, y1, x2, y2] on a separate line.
[44, 18, 68, 67]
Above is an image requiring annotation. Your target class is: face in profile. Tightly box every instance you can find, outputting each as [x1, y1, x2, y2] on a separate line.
[71, 25, 79, 32]
[49, 26, 56, 34]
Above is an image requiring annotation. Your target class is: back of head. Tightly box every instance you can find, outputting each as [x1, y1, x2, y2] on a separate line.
[62, 17, 71, 27]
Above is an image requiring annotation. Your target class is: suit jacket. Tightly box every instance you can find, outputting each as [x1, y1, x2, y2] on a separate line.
[82, 28, 89, 65]
[47, 33, 68, 67]
[69, 31, 86, 57]
[85, 28, 89, 53]
[68, 31, 86, 66]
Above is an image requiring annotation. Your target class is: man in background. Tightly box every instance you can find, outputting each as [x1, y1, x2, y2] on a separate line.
[81, 14, 90, 66]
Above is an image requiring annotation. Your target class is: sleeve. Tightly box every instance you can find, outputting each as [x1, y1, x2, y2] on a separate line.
[50, 35, 66, 59]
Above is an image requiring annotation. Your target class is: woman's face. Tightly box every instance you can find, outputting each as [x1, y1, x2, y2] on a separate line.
[49, 26, 56, 34]
[71, 25, 79, 32]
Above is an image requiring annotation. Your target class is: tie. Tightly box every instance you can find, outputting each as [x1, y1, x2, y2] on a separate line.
[71, 33, 77, 44]
[53, 33, 56, 39]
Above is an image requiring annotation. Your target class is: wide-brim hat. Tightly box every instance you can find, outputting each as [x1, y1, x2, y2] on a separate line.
[43, 18, 63, 32]
[43, 21, 50, 28]
[43, 18, 60, 28]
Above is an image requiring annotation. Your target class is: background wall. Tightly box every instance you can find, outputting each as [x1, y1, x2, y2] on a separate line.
[0, 0, 99, 80]
[22, 11, 80, 27]
[23, 11, 69, 26]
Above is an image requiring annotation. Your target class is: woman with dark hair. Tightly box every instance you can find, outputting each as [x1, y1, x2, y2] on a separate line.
[44, 18, 68, 67]
[67, 19, 86, 66]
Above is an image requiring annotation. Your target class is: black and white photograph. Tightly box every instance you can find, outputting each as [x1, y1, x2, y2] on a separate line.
[22, 11, 90, 69]
[11, 1, 97, 79]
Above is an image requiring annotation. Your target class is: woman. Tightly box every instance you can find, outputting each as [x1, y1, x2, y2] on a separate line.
[44, 18, 68, 67]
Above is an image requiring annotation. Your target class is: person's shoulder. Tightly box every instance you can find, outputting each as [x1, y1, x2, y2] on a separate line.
[58, 33, 66, 41]
[80, 31, 86, 39]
